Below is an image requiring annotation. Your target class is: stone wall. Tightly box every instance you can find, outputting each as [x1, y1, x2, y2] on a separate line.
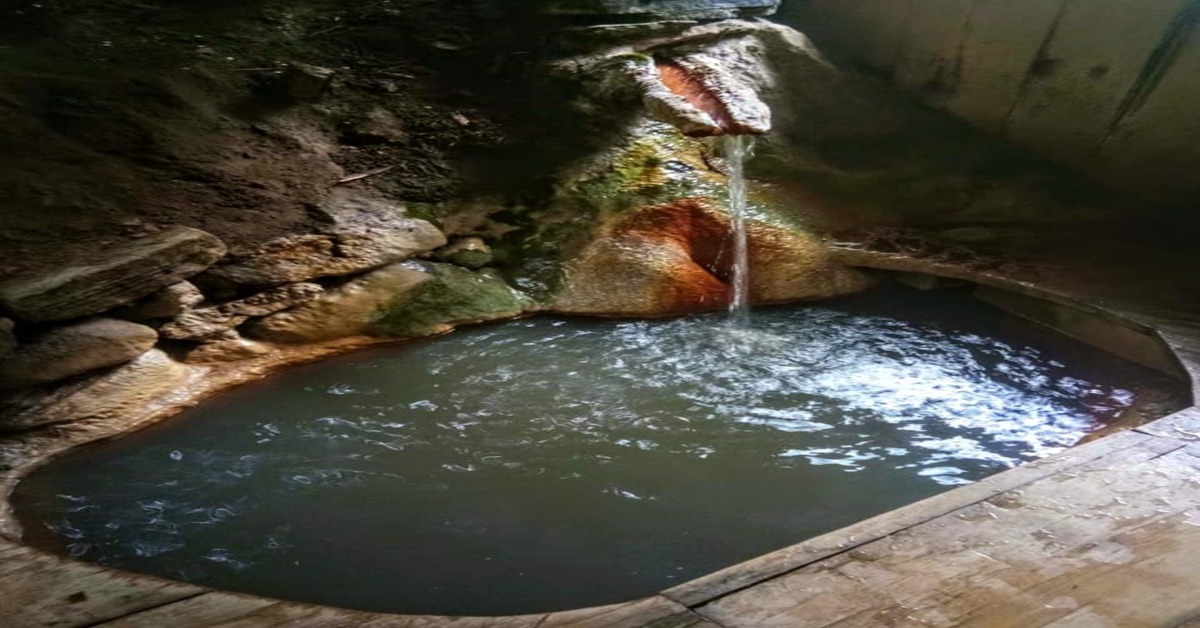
[779, 0, 1200, 209]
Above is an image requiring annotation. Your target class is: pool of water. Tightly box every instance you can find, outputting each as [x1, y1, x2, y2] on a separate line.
[13, 285, 1178, 616]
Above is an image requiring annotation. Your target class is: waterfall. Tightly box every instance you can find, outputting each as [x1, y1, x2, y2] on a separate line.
[720, 134, 755, 326]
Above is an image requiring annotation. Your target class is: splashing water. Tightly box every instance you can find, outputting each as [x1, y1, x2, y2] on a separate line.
[720, 134, 755, 327]
[13, 286, 1180, 616]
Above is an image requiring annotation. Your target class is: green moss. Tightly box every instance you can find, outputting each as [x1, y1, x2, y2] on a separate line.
[494, 120, 725, 299]
[369, 262, 531, 338]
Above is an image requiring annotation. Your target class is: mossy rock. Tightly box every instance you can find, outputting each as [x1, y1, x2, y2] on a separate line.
[498, 120, 718, 298]
[370, 262, 533, 338]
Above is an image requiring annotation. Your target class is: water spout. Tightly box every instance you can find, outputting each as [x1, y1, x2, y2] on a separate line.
[720, 134, 755, 326]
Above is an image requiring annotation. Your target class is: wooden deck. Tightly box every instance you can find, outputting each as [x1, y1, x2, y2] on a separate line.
[2, 258, 1199, 627]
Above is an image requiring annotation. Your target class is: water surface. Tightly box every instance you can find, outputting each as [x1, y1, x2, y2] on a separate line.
[15, 286, 1174, 615]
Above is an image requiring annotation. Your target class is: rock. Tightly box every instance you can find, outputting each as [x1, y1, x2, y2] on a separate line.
[121, 281, 205, 319]
[553, 233, 730, 316]
[161, 282, 322, 342]
[159, 308, 246, 342]
[340, 108, 408, 144]
[219, 282, 323, 317]
[369, 262, 534, 338]
[551, 199, 873, 317]
[558, 21, 699, 51]
[540, 0, 779, 20]
[560, 30, 772, 137]
[0, 227, 227, 322]
[0, 318, 14, 360]
[185, 335, 273, 364]
[0, 349, 191, 432]
[248, 263, 432, 343]
[281, 62, 335, 100]
[248, 261, 532, 343]
[0, 318, 159, 390]
[434, 237, 494, 269]
[744, 220, 878, 304]
[209, 191, 446, 285]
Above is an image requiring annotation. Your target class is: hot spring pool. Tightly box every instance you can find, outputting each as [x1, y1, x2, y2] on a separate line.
[13, 286, 1179, 616]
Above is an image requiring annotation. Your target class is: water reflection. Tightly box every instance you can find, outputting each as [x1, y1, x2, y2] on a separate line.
[15, 286, 1171, 616]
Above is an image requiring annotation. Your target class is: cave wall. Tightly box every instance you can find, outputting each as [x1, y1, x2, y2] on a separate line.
[778, 0, 1200, 209]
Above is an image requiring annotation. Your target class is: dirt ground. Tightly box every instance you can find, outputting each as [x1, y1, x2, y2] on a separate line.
[0, 0, 568, 277]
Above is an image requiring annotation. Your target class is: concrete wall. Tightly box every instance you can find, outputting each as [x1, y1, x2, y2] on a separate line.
[780, 0, 1200, 208]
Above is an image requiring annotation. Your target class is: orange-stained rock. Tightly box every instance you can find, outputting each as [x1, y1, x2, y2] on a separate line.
[550, 198, 874, 317]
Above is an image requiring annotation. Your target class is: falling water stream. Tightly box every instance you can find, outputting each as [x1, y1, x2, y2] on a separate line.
[720, 134, 755, 326]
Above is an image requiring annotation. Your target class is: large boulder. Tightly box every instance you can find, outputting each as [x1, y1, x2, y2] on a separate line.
[0, 318, 158, 390]
[209, 191, 446, 285]
[561, 19, 1116, 232]
[0, 349, 191, 432]
[247, 264, 432, 343]
[551, 199, 873, 316]
[506, 119, 871, 317]
[369, 262, 534, 338]
[0, 227, 226, 322]
[249, 261, 532, 343]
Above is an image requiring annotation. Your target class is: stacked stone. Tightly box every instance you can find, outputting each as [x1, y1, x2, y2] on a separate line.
[0, 189, 531, 433]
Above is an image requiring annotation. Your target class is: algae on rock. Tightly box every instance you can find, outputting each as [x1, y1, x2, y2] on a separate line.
[370, 262, 534, 338]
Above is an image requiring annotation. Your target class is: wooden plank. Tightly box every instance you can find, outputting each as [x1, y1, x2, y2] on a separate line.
[1004, 0, 1193, 167]
[692, 439, 1200, 627]
[944, 0, 1063, 130]
[95, 592, 278, 627]
[541, 596, 705, 628]
[892, 0, 976, 106]
[974, 285, 1185, 376]
[662, 429, 1155, 606]
[0, 544, 205, 628]
[182, 602, 544, 628]
[1136, 407, 1200, 442]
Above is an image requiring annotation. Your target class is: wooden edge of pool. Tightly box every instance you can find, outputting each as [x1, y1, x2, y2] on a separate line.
[1, 257, 1198, 628]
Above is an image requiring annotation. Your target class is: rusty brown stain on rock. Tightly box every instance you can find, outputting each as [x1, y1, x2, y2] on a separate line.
[656, 61, 743, 136]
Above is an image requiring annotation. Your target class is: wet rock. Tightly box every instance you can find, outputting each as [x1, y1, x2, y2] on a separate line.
[0, 318, 159, 390]
[220, 282, 323, 317]
[185, 335, 273, 364]
[745, 221, 878, 304]
[281, 62, 335, 100]
[434, 237, 494, 269]
[541, 0, 779, 20]
[159, 309, 246, 342]
[0, 227, 227, 322]
[0, 349, 191, 432]
[560, 31, 772, 137]
[121, 281, 205, 320]
[0, 318, 14, 360]
[209, 191, 446, 285]
[369, 262, 534, 338]
[551, 200, 873, 317]
[248, 263, 431, 343]
[558, 21, 699, 51]
[249, 261, 532, 343]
